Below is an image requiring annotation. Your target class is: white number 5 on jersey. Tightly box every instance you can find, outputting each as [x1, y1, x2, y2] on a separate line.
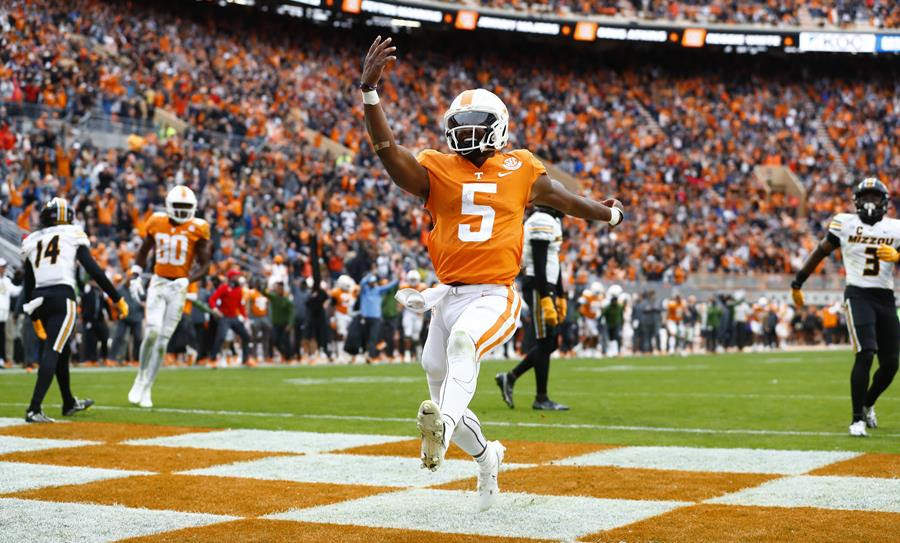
[458, 183, 497, 242]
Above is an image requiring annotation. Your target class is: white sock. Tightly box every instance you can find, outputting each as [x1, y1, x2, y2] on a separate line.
[451, 409, 490, 460]
[145, 336, 168, 384]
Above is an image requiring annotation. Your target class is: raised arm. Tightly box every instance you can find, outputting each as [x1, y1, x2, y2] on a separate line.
[790, 236, 838, 307]
[360, 36, 430, 200]
[529, 175, 624, 226]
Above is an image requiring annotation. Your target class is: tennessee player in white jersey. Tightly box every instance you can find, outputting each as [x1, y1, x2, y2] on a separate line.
[21, 198, 127, 422]
[129, 186, 211, 408]
[361, 36, 625, 511]
[792, 178, 900, 437]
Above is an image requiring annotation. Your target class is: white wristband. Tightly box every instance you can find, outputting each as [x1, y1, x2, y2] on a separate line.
[362, 90, 379, 105]
[608, 207, 623, 227]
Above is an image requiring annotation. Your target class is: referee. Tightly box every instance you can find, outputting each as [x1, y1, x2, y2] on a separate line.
[495, 206, 569, 410]
[22, 198, 127, 422]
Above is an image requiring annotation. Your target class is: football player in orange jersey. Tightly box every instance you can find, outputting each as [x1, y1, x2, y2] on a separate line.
[361, 37, 625, 511]
[128, 186, 211, 408]
[331, 274, 357, 361]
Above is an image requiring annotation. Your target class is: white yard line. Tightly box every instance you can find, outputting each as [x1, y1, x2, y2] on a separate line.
[556, 391, 900, 403]
[3, 402, 897, 438]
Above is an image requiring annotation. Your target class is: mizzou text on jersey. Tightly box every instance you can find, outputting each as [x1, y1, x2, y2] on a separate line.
[142, 213, 211, 279]
[827, 213, 900, 289]
[417, 149, 546, 286]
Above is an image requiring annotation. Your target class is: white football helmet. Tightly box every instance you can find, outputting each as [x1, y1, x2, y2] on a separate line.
[589, 282, 604, 296]
[443, 88, 509, 155]
[165, 185, 197, 224]
[607, 285, 623, 298]
[336, 274, 355, 291]
[406, 269, 421, 286]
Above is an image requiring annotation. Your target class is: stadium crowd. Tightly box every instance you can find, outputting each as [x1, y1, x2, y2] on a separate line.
[0, 0, 896, 366]
[461, 0, 900, 29]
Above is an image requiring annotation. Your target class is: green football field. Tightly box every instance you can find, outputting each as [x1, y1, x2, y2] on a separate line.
[1, 349, 898, 453]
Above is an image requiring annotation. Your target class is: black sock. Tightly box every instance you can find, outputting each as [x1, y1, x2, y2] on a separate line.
[534, 351, 550, 396]
[28, 345, 60, 413]
[851, 350, 875, 422]
[56, 346, 75, 410]
[511, 347, 541, 380]
[865, 356, 898, 409]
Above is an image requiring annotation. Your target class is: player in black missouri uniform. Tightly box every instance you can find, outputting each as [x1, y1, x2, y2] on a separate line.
[21, 198, 128, 422]
[791, 179, 900, 437]
[495, 206, 569, 410]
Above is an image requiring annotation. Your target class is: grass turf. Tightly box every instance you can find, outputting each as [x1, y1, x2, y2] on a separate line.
[1, 349, 897, 453]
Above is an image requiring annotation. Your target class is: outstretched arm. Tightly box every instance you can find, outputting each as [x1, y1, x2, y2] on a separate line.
[76, 246, 122, 302]
[361, 36, 430, 200]
[790, 236, 838, 306]
[529, 175, 624, 226]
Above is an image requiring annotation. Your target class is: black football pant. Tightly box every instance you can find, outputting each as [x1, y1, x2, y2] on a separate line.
[112, 319, 143, 363]
[361, 317, 382, 359]
[210, 317, 251, 363]
[27, 286, 79, 414]
[510, 285, 558, 398]
[845, 286, 900, 423]
[82, 318, 110, 362]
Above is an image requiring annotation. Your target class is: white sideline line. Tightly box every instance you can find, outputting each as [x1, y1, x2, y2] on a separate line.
[2, 402, 898, 438]
[557, 391, 900, 403]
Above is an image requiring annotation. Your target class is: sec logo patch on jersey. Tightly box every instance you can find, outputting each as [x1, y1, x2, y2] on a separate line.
[502, 157, 522, 171]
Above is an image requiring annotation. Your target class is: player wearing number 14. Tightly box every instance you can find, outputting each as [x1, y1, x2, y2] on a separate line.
[129, 186, 211, 408]
[360, 36, 625, 511]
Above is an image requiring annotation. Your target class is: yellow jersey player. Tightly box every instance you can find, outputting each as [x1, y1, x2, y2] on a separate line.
[129, 186, 211, 408]
[360, 36, 625, 512]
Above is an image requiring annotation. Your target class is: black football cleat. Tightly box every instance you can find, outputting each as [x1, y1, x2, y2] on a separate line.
[25, 410, 56, 423]
[495, 372, 515, 408]
[533, 398, 570, 411]
[63, 398, 94, 417]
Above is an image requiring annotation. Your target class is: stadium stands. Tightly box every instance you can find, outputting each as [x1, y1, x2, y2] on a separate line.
[0, 0, 896, 363]
[453, 0, 900, 29]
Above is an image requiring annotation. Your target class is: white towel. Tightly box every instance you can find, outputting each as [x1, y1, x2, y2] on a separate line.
[395, 284, 451, 314]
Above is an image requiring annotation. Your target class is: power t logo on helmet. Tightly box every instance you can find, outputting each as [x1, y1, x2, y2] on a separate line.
[165, 185, 199, 224]
[444, 89, 509, 156]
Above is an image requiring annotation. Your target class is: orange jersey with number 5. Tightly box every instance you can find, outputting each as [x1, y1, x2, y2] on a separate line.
[418, 149, 546, 285]
[143, 212, 211, 279]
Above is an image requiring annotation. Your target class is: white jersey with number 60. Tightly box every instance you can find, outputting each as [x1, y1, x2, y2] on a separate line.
[828, 213, 900, 289]
[21, 224, 89, 289]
